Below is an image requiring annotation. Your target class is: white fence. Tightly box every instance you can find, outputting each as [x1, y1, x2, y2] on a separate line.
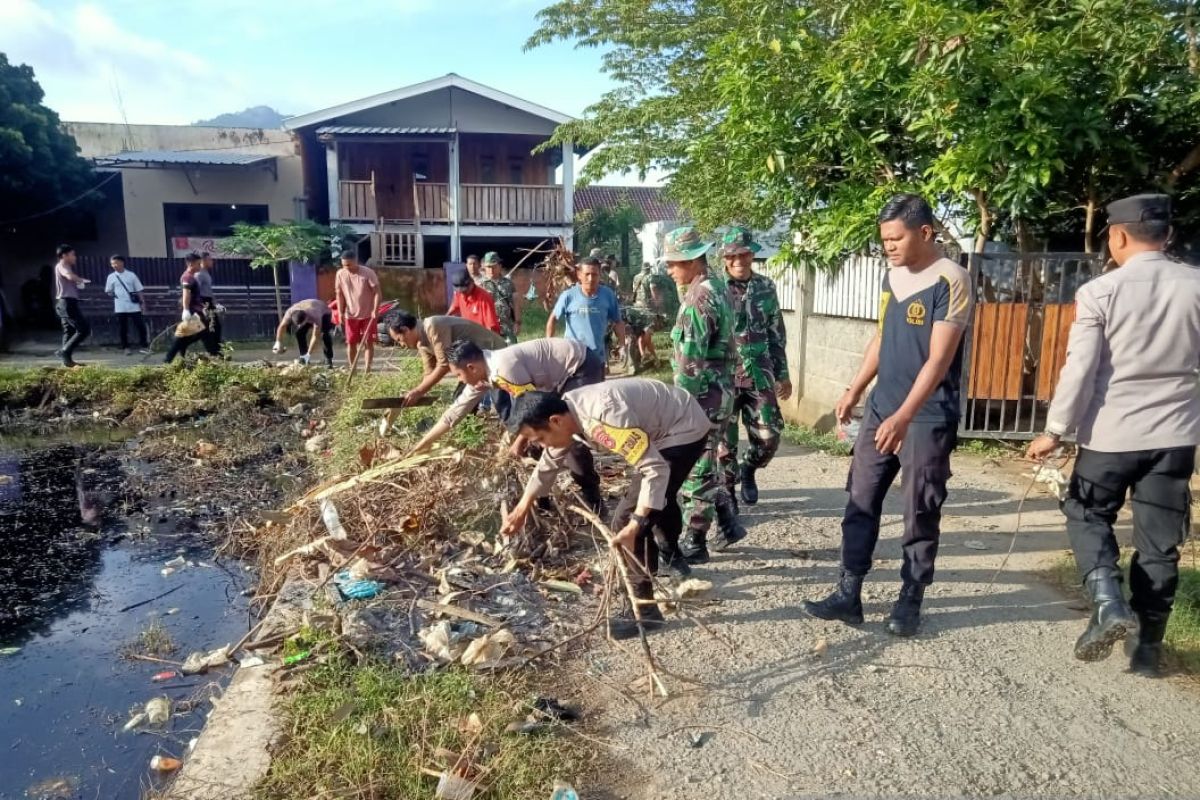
[812, 254, 886, 320]
[760, 262, 801, 312]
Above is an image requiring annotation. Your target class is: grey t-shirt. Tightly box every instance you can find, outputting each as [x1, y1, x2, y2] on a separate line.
[55, 261, 79, 300]
[194, 268, 214, 300]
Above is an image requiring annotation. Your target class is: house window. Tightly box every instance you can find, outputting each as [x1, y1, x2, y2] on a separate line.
[508, 157, 524, 185]
[412, 152, 430, 182]
[480, 155, 496, 184]
[162, 202, 270, 241]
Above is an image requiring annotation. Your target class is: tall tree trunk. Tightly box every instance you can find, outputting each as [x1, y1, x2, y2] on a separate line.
[1083, 186, 1098, 254]
[271, 262, 284, 320]
[970, 189, 992, 253]
[620, 229, 631, 275]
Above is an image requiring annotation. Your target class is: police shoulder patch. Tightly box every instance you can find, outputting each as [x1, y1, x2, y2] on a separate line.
[493, 376, 536, 397]
[588, 421, 650, 465]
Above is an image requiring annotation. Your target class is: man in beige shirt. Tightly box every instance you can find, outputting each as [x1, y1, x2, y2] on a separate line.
[406, 338, 607, 514]
[500, 381, 713, 639]
[1028, 193, 1200, 677]
[385, 312, 506, 406]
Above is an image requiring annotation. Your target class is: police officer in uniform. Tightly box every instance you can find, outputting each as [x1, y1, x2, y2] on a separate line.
[1027, 193, 1200, 676]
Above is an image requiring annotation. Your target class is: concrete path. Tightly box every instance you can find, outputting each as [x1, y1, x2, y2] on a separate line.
[586, 444, 1200, 798]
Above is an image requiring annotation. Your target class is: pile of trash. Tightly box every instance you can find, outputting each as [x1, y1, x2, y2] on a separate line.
[242, 437, 612, 671]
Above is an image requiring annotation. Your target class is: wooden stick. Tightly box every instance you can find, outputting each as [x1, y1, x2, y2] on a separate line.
[505, 238, 550, 278]
[568, 504, 666, 698]
[415, 599, 504, 628]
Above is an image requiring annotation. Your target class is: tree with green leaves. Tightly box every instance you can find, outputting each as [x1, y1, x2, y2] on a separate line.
[223, 220, 351, 318]
[0, 54, 96, 230]
[530, 0, 1200, 263]
[575, 195, 645, 275]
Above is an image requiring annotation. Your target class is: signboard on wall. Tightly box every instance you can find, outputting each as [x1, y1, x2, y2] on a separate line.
[169, 237, 249, 259]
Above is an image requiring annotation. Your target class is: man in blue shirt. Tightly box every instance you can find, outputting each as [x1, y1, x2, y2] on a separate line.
[804, 194, 972, 638]
[546, 256, 625, 358]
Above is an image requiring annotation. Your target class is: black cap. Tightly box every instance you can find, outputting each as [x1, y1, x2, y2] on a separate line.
[1105, 193, 1171, 226]
[452, 270, 473, 289]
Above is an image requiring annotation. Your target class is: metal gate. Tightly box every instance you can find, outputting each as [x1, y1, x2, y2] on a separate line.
[959, 251, 1102, 439]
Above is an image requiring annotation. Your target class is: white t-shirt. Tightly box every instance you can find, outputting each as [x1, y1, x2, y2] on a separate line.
[105, 270, 145, 314]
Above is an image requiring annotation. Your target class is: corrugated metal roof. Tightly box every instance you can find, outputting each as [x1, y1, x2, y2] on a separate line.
[95, 149, 276, 167]
[315, 125, 457, 136]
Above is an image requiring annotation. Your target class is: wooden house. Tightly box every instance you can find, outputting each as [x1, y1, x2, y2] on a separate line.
[284, 74, 582, 268]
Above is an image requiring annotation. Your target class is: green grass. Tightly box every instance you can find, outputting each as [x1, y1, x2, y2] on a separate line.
[1051, 547, 1200, 674]
[0, 361, 326, 414]
[782, 423, 853, 456]
[957, 437, 1023, 459]
[254, 654, 585, 800]
[324, 356, 495, 473]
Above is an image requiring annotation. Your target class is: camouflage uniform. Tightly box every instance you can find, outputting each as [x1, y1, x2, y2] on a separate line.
[480, 275, 518, 344]
[672, 268, 736, 533]
[720, 271, 789, 489]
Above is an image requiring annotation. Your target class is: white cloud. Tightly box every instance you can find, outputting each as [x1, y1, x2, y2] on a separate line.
[0, 0, 243, 123]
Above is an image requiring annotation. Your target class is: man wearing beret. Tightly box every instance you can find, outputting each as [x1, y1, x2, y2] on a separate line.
[1028, 193, 1200, 676]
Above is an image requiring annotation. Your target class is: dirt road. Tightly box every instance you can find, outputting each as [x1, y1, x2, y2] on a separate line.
[584, 444, 1200, 798]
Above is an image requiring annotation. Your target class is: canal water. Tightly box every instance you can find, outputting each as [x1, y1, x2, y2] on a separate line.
[0, 435, 254, 800]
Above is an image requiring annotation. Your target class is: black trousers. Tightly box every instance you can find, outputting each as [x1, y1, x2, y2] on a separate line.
[1064, 446, 1195, 624]
[116, 311, 148, 348]
[55, 298, 90, 360]
[296, 314, 335, 362]
[164, 311, 209, 363]
[202, 299, 222, 355]
[612, 437, 707, 576]
[841, 408, 957, 585]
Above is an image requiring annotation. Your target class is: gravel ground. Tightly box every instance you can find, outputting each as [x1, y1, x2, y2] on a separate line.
[578, 443, 1200, 799]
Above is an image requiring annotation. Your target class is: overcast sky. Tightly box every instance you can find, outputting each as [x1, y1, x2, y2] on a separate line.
[1, 0, 664, 184]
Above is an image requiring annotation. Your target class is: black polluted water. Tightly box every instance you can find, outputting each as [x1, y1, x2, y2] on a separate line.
[0, 439, 252, 800]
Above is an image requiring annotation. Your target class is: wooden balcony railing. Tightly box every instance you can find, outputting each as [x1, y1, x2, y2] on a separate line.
[414, 183, 450, 222]
[461, 184, 563, 224]
[338, 178, 377, 222]
[370, 230, 420, 266]
[339, 180, 566, 225]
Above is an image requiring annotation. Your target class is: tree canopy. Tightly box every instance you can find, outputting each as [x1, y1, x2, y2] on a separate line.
[0, 54, 95, 226]
[530, 0, 1200, 262]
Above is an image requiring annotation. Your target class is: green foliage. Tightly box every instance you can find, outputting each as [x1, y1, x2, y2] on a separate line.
[574, 195, 645, 270]
[255, 655, 584, 800]
[223, 220, 352, 271]
[0, 54, 96, 225]
[782, 423, 852, 456]
[0, 362, 325, 414]
[529, 0, 1200, 262]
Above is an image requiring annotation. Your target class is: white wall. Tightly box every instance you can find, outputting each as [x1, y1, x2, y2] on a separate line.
[64, 122, 292, 158]
[121, 158, 304, 257]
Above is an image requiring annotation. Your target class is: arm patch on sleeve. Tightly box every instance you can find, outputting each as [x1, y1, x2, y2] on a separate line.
[590, 423, 650, 465]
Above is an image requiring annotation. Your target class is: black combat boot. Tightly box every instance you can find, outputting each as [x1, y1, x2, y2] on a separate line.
[886, 582, 926, 637]
[802, 570, 865, 625]
[678, 527, 710, 565]
[739, 464, 759, 505]
[712, 499, 747, 551]
[610, 578, 666, 640]
[1128, 612, 1168, 677]
[1074, 567, 1139, 662]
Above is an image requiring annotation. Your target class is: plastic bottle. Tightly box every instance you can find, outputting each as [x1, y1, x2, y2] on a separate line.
[319, 499, 348, 540]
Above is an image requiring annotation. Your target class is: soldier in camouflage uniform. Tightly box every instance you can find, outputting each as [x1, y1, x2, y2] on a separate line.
[662, 226, 747, 572]
[479, 251, 520, 344]
[622, 262, 668, 373]
[718, 228, 792, 506]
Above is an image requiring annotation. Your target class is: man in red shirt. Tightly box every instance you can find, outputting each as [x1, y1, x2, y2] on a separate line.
[447, 271, 501, 334]
[334, 249, 381, 376]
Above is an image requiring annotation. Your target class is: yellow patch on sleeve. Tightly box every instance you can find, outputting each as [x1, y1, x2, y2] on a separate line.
[492, 376, 536, 397]
[589, 422, 650, 465]
[877, 290, 891, 332]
